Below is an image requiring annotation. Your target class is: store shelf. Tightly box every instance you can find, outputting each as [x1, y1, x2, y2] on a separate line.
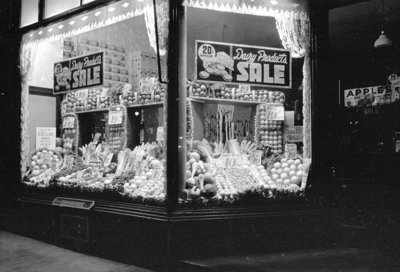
[126, 101, 164, 109]
[72, 102, 164, 114]
[189, 97, 262, 106]
[74, 108, 108, 114]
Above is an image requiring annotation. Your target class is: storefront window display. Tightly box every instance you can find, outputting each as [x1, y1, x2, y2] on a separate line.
[179, 0, 312, 206]
[20, 0, 170, 204]
[19, 0, 312, 208]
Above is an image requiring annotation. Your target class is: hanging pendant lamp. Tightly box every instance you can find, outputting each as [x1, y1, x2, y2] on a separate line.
[374, 0, 392, 48]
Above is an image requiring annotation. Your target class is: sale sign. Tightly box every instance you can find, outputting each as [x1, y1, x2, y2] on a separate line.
[344, 85, 400, 107]
[54, 52, 103, 94]
[195, 40, 291, 88]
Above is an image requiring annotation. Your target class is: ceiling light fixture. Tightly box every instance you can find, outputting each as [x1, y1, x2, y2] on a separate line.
[94, 11, 102, 16]
[58, 25, 64, 29]
[38, 30, 43, 35]
[81, 16, 88, 21]
[108, 7, 115, 12]
[122, 2, 130, 8]
[47, 28, 53, 32]
[69, 20, 76, 25]
[374, 0, 392, 48]
[270, 0, 278, 5]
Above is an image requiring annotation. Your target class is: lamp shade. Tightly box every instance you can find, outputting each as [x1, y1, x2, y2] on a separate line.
[374, 31, 393, 48]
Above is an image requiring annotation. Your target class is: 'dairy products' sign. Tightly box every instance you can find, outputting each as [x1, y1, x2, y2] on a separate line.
[344, 85, 400, 107]
[54, 52, 103, 94]
[195, 40, 291, 88]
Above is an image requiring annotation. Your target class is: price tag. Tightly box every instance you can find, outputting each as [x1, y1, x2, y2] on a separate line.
[104, 153, 113, 167]
[108, 110, 123, 125]
[248, 150, 262, 165]
[285, 143, 297, 159]
[62, 155, 75, 169]
[41, 152, 53, 165]
[76, 89, 88, 100]
[62, 117, 75, 129]
[264, 104, 284, 120]
[100, 87, 109, 97]
[238, 85, 251, 94]
[219, 154, 247, 168]
[77, 171, 84, 179]
[156, 126, 164, 143]
[285, 126, 303, 143]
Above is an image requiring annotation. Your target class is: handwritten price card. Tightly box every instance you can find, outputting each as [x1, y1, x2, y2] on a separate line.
[264, 104, 284, 120]
[62, 117, 75, 129]
[248, 150, 262, 165]
[285, 143, 297, 159]
[285, 126, 303, 142]
[108, 110, 123, 125]
[76, 89, 88, 100]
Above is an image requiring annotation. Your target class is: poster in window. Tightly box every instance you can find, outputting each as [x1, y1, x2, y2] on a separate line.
[195, 40, 291, 88]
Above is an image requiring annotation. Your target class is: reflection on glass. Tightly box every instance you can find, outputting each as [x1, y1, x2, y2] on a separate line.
[44, 0, 80, 18]
[20, 0, 39, 27]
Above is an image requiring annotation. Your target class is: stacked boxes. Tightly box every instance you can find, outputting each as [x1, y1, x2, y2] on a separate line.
[131, 51, 166, 91]
[62, 37, 129, 88]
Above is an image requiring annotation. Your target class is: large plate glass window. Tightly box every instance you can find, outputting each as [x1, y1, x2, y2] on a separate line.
[181, 0, 312, 207]
[20, 0, 169, 205]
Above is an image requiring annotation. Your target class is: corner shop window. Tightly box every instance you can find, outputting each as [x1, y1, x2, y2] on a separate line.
[181, 0, 312, 205]
[20, 0, 169, 204]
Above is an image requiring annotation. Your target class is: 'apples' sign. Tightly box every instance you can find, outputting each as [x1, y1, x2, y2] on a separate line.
[54, 52, 103, 94]
[195, 40, 291, 88]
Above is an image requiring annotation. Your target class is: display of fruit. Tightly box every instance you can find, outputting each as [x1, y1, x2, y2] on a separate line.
[220, 87, 233, 99]
[63, 137, 75, 152]
[30, 149, 61, 176]
[65, 92, 76, 112]
[249, 164, 281, 191]
[269, 158, 302, 191]
[108, 126, 123, 152]
[259, 130, 283, 153]
[215, 172, 238, 197]
[268, 91, 285, 103]
[75, 100, 85, 111]
[254, 90, 269, 102]
[110, 89, 120, 106]
[86, 89, 101, 110]
[259, 120, 283, 130]
[223, 168, 259, 192]
[191, 82, 208, 97]
[122, 90, 136, 106]
[138, 92, 153, 104]
[123, 174, 165, 199]
[258, 104, 284, 154]
[99, 96, 111, 108]
[154, 85, 166, 102]
[236, 92, 251, 101]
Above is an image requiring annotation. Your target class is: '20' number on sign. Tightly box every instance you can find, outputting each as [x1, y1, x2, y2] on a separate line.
[198, 44, 216, 60]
